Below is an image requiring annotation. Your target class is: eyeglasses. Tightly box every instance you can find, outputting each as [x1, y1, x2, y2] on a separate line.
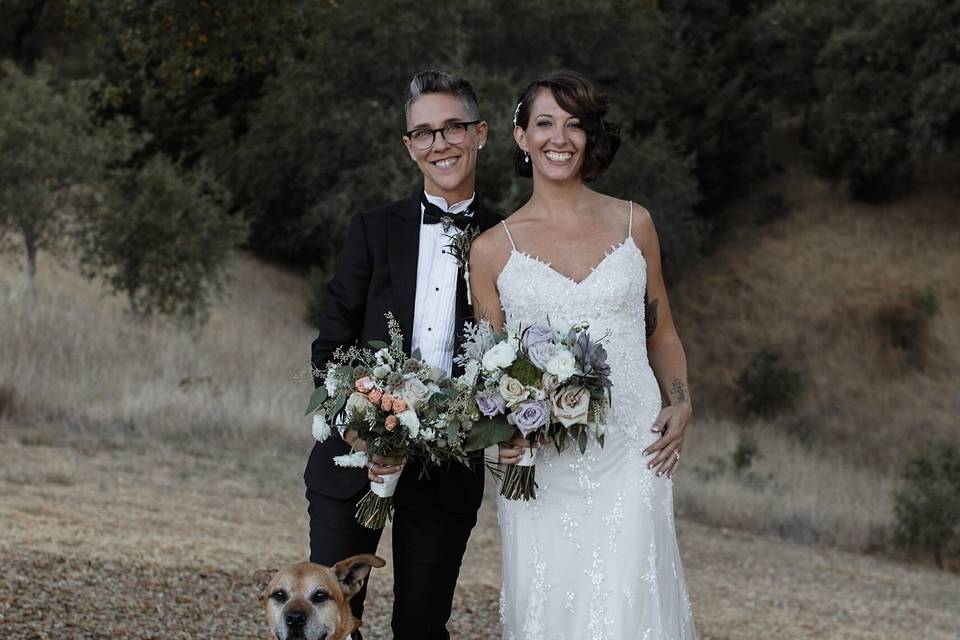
[405, 120, 480, 150]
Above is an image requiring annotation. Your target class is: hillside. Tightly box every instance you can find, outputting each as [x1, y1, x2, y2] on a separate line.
[1, 163, 959, 637]
[672, 160, 960, 466]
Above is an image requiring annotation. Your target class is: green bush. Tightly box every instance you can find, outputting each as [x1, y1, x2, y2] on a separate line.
[732, 431, 759, 472]
[736, 349, 804, 417]
[877, 287, 939, 369]
[894, 442, 960, 569]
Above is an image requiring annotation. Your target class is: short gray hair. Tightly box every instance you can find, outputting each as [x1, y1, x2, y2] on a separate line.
[404, 70, 480, 128]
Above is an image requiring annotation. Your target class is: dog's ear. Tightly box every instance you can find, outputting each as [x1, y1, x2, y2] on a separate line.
[253, 568, 278, 600]
[333, 554, 387, 600]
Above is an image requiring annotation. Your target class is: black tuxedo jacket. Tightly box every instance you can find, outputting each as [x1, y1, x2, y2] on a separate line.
[304, 192, 502, 514]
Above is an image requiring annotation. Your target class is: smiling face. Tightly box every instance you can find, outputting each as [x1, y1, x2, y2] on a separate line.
[403, 92, 487, 203]
[514, 88, 588, 185]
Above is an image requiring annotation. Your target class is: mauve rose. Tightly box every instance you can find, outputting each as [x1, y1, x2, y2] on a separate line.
[508, 400, 548, 437]
[476, 390, 507, 417]
[522, 323, 555, 349]
[527, 341, 559, 370]
[551, 386, 590, 427]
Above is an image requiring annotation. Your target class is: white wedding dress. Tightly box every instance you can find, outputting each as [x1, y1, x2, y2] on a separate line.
[495, 203, 697, 640]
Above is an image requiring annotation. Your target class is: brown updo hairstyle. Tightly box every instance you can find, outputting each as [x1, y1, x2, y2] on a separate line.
[513, 70, 621, 181]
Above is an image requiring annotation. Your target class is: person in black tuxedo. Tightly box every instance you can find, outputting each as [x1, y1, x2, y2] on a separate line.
[304, 71, 502, 640]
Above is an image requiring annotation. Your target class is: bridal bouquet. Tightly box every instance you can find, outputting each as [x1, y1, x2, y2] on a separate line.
[453, 320, 613, 500]
[306, 313, 470, 529]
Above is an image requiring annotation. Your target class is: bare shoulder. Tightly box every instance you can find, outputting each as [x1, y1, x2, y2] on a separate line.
[629, 202, 657, 243]
[469, 221, 512, 277]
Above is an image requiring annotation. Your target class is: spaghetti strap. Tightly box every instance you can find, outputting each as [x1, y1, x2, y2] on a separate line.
[627, 201, 634, 240]
[501, 220, 517, 251]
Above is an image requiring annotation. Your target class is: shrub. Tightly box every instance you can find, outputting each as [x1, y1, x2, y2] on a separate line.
[877, 287, 939, 369]
[732, 431, 759, 472]
[736, 349, 804, 416]
[894, 442, 960, 569]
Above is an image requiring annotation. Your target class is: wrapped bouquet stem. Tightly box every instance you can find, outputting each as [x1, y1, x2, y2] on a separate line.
[500, 443, 538, 500]
[355, 462, 403, 529]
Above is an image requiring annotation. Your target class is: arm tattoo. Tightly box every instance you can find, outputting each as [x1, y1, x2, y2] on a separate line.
[670, 378, 688, 405]
[644, 293, 659, 339]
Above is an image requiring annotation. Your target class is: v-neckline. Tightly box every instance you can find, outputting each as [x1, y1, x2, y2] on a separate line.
[501, 237, 640, 287]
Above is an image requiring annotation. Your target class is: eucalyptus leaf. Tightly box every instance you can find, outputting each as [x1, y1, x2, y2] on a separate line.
[368, 340, 390, 350]
[463, 416, 516, 452]
[304, 386, 328, 415]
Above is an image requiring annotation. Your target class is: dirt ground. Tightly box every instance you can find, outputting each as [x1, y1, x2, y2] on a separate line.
[1, 429, 958, 639]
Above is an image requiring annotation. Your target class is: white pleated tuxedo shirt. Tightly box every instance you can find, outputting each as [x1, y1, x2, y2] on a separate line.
[411, 191, 475, 376]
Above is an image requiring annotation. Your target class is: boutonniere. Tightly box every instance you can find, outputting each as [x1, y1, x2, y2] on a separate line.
[443, 225, 481, 305]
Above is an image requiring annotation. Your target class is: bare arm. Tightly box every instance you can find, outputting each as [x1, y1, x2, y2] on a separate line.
[634, 206, 692, 478]
[468, 227, 508, 330]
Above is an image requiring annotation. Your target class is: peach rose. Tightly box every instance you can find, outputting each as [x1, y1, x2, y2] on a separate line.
[385, 415, 399, 431]
[368, 388, 383, 403]
[380, 393, 395, 412]
[355, 376, 375, 393]
[392, 398, 408, 414]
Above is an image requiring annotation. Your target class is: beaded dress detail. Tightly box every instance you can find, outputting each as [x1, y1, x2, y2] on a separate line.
[496, 202, 697, 640]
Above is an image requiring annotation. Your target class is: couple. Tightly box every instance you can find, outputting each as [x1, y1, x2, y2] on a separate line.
[305, 70, 696, 639]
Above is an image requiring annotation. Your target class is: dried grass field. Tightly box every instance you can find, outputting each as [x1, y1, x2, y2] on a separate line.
[1, 168, 959, 638]
[1, 430, 958, 640]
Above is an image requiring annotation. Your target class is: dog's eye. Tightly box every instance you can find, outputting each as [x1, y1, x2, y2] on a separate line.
[270, 589, 288, 603]
[310, 590, 330, 604]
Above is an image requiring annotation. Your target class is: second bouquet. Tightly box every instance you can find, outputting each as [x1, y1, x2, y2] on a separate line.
[306, 313, 470, 529]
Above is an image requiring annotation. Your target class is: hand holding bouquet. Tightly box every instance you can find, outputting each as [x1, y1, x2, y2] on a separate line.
[306, 313, 469, 528]
[454, 320, 613, 500]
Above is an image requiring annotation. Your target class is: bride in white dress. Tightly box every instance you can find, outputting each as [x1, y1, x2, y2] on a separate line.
[469, 71, 697, 639]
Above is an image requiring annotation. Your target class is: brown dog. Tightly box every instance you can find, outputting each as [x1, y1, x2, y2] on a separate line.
[256, 555, 386, 640]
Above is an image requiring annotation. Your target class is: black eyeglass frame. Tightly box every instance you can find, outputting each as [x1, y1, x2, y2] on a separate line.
[405, 120, 481, 149]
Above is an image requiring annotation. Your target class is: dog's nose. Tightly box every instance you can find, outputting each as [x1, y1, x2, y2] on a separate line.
[285, 611, 306, 628]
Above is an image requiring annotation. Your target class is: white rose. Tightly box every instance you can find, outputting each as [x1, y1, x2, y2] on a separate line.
[397, 409, 421, 437]
[401, 378, 433, 410]
[346, 391, 372, 415]
[546, 350, 577, 382]
[312, 414, 331, 442]
[498, 375, 530, 408]
[372, 365, 391, 379]
[482, 341, 518, 372]
[374, 348, 394, 366]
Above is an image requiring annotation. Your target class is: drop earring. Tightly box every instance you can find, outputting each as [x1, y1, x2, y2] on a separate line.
[523, 151, 530, 164]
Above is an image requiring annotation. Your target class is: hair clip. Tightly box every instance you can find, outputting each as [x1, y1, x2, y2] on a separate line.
[512, 101, 522, 127]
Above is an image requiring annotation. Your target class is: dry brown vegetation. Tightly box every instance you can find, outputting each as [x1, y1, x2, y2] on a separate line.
[2, 429, 959, 639]
[673, 165, 960, 466]
[1, 166, 959, 636]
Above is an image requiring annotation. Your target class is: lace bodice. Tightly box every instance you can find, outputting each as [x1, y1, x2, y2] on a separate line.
[495, 203, 660, 438]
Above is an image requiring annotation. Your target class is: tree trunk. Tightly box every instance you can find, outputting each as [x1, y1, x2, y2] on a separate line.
[11, 0, 48, 66]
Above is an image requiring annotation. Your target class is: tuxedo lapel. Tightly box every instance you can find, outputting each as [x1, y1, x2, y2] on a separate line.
[388, 195, 421, 353]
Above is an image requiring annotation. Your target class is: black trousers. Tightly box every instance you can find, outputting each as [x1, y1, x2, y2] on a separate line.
[306, 486, 477, 640]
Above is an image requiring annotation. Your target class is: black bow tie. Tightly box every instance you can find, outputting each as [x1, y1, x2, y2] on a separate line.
[421, 193, 476, 231]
